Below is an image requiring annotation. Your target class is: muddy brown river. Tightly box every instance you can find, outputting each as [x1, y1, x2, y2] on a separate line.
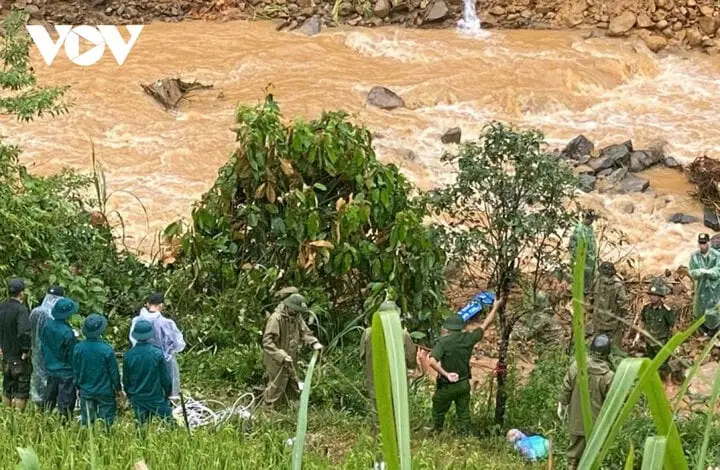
[2, 21, 719, 269]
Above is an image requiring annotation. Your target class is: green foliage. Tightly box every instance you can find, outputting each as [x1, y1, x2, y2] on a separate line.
[571, 235, 594, 437]
[292, 350, 320, 470]
[166, 95, 447, 344]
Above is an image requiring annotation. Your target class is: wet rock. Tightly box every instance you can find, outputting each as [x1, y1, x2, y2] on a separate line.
[425, 0, 448, 22]
[669, 213, 700, 224]
[699, 16, 717, 36]
[664, 156, 681, 168]
[578, 174, 597, 193]
[489, 6, 506, 15]
[656, 19, 669, 30]
[399, 149, 417, 161]
[687, 27, 704, 47]
[367, 86, 405, 110]
[607, 167, 629, 185]
[596, 167, 614, 178]
[561, 135, 595, 160]
[608, 11, 637, 37]
[339, 1, 354, 16]
[616, 174, 650, 193]
[574, 165, 595, 175]
[644, 34, 668, 52]
[629, 150, 662, 172]
[618, 201, 636, 214]
[704, 206, 720, 231]
[298, 15, 321, 36]
[373, 0, 390, 18]
[637, 13, 653, 28]
[441, 127, 461, 144]
[700, 5, 714, 17]
[591, 141, 632, 172]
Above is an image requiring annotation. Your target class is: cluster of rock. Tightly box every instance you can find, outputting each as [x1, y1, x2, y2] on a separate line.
[6, 0, 194, 23]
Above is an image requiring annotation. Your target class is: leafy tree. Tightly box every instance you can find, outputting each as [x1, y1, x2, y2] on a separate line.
[165, 95, 447, 346]
[431, 123, 578, 425]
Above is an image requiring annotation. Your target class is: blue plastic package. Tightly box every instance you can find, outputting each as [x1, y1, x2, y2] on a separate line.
[457, 291, 496, 322]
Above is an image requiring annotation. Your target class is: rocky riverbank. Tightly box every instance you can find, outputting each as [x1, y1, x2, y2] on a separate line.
[3, 0, 719, 55]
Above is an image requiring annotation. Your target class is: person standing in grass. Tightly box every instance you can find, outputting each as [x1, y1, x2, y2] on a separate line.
[41, 296, 79, 421]
[558, 334, 614, 470]
[73, 314, 122, 427]
[28, 285, 64, 407]
[428, 297, 503, 433]
[123, 319, 173, 425]
[0, 278, 32, 411]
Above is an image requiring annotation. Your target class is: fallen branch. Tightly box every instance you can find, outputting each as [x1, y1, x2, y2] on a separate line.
[141, 78, 213, 110]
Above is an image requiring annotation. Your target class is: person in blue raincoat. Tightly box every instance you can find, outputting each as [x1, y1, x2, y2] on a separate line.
[73, 314, 122, 427]
[689, 233, 720, 335]
[129, 293, 185, 398]
[123, 319, 173, 425]
[28, 286, 64, 406]
[41, 297, 79, 421]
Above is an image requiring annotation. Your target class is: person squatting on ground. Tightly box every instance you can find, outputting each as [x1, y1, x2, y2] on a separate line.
[591, 261, 630, 352]
[123, 319, 174, 425]
[0, 278, 32, 411]
[73, 313, 122, 427]
[558, 334, 614, 470]
[428, 297, 503, 433]
[262, 293, 323, 407]
[41, 296, 79, 421]
[28, 285, 64, 406]
[129, 292, 185, 398]
[634, 280, 676, 381]
[689, 233, 720, 336]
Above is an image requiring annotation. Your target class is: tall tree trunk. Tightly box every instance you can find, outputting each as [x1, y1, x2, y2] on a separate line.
[494, 321, 512, 425]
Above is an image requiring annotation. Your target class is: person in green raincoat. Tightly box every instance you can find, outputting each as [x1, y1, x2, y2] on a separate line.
[689, 233, 720, 336]
[122, 319, 173, 425]
[633, 280, 675, 381]
[558, 334, 614, 470]
[73, 314, 122, 426]
[569, 210, 598, 293]
[262, 293, 322, 407]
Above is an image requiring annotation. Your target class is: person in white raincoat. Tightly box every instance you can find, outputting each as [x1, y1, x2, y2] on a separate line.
[129, 293, 186, 398]
[28, 286, 65, 405]
[689, 233, 720, 335]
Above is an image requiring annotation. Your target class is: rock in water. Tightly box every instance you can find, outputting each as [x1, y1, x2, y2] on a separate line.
[629, 150, 662, 172]
[590, 142, 632, 172]
[561, 135, 594, 160]
[668, 213, 700, 224]
[298, 15, 321, 36]
[664, 156, 681, 169]
[425, 0, 448, 22]
[373, 0, 390, 18]
[441, 127, 461, 144]
[367, 86, 405, 110]
[644, 35, 668, 52]
[616, 174, 649, 193]
[608, 11, 637, 37]
[636, 13, 653, 28]
[704, 206, 720, 231]
[578, 174, 597, 193]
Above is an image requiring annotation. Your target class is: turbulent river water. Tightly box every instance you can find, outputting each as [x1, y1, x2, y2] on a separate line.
[3, 21, 720, 270]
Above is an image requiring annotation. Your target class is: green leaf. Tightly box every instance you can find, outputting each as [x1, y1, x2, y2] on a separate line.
[571, 234, 593, 437]
[291, 349, 320, 470]
[624, 442, 635, 470]
[695, 362, 720, 470]
[313, 183, 327, 191]
[271, 217, 286, 235]
[247, 212, 259, 227]
[640, 437, 666, 470]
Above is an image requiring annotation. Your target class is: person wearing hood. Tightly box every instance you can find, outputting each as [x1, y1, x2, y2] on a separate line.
[73, 314, 122, 427]
[123, 319, 173, 425]
[428, 297, 503, 433]
[590, 261, 629, 352]
[128, 292, 185, 398]
[262, 293, 323, 407]
[558, 334, 614, 470]
[28, 285, 64, 406]
[689, 233, 720, 336]
[41, 297, 79, 420]
[0, 278, 31, 410]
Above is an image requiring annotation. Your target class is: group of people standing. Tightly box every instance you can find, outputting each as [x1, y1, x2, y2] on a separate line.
[0, 281, 185, 427]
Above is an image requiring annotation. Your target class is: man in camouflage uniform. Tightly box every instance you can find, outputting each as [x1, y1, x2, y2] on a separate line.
[558, 334, 614, 470]
[591, 261, 630, 352]
[635, 281, 676, 381]
[512, 291, 564, 350]
[262, 294, 323, 407]
[569, 210, 598, 293]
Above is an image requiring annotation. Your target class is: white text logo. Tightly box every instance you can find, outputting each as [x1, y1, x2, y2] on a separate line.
[26, 25, 143, 66]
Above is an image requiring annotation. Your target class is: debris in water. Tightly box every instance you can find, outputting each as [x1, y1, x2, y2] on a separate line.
[141, 78, 213, 111]
[687, 156, 720, 208]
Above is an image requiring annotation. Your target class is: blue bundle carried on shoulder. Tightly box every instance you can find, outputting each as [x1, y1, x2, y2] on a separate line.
[457, 291, 496, 322]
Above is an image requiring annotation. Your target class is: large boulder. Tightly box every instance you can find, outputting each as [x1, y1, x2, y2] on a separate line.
[367, 86, 405, 110]
[704, 206, 720, 231]
[298, 15, 322, 36]
[664, 156, 681, 169]
[561, 135, 595, 161]
[687, 28, 704, 47]
[615, 174, 649, 193]
[644, 35, 668, 52]
[373, 0, 390, 18]
[590, 141, 632, 172]
[578, 174, 597, 193]
[668, 213, 700, 224]
[441, 127, 462, 144]
[629, 150, 662, 172]
[637, 13, 653, 28]
[608, 11, 637, 37]
[426, 0, 449, 22]
[699, 17, 718, 36]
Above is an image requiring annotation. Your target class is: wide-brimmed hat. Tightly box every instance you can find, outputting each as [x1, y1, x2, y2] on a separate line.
[442, 314, 464, 331]
[82, 314, 108, 339]
[284, 294, 309, 313]
[52, 297, 78, 320]
[132, 319, 154, 341]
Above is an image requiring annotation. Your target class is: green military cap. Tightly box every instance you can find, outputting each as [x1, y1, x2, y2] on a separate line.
[442, 314, 464, 331]
[284, 293, 309, 312]
[647, 282, 666, 297]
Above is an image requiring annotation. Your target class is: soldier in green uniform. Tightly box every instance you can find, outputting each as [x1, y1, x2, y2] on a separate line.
[428, 297, 503, 433]
[262, 293, 322, 407]
[569, 210, 598, 293]
[634, 281, 676, 381]
[558, 334, 614, 470]
[590, 261, 629, 352]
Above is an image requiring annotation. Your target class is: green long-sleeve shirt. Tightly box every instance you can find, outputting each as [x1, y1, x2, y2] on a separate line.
[41, 318, 77, 378]
[430, 328, 484, 386]
[73, 338, 121, 399]
[122, 342, 171, 405]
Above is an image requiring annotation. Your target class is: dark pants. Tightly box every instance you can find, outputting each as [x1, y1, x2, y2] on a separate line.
[567, 434, 586, 470]
[432, 379, 471, 432]
[646, 342, 670, 379]
[2, 357, 31, 400]
[700, 324, 719, 337]
[131, 399, 173, 425]
[44, 375, 77, 420]
[80, 396, 117, 427]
